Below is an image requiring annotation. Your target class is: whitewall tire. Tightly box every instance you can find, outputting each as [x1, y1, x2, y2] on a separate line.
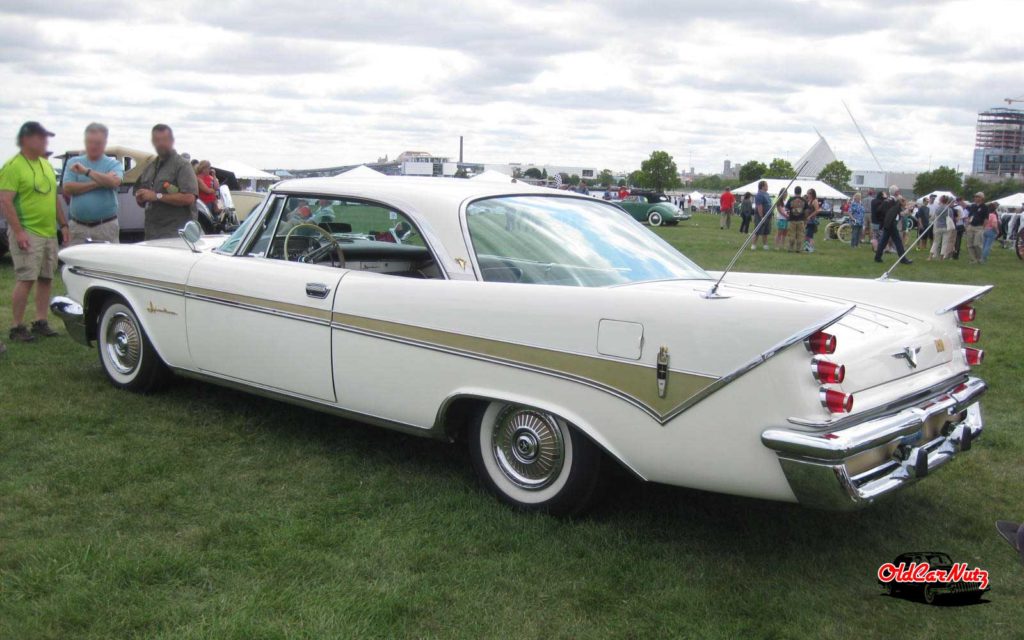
[647, 211, 663, 227]
[97, 300, 171, 392]
[469, 402, 605, 515]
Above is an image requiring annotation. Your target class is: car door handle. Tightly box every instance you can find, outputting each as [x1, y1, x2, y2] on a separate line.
[305, 282, 331, 299]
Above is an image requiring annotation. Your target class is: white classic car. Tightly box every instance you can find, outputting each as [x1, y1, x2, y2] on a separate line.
[50, 176, 991, 514]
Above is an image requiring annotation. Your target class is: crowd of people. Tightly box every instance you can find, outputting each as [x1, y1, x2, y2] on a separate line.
[0, 120, 204, 354]
[716, 182, 1008, 265]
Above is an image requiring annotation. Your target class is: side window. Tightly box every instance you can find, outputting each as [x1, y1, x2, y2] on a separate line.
[246, 195, 441, 279]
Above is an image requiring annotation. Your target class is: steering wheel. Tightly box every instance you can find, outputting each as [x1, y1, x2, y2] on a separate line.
[283, 222, 345, 268]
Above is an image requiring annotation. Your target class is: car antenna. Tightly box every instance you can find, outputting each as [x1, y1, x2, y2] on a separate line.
[704, 162, 808, 299]
[878, 196, 956, 281]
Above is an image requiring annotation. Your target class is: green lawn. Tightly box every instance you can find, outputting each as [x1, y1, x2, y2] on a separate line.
[1, 216, 1022, 639]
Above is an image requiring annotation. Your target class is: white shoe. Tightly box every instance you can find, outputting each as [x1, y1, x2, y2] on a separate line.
[750, 245, 756, 250]
[762, 245, 769, 250]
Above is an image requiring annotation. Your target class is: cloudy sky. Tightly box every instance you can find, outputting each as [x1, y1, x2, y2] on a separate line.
[1, 0, 1021, 174]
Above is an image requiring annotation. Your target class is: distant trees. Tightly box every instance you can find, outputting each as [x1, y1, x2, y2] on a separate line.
[597, 169, 615, 188]
[766, 158, 797, 179]
[913, 166, 962, 196]
[817, 160, 852, 191]
[690, 175, 741, 191]
[962, 176, 1021, 201]
[738, 160, 767, 183]
[638, 150, 682, 192]
[522, 167, 544, 180]
[627, 170, 645, 187]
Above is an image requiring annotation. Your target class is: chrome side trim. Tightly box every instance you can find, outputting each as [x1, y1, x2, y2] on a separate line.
[183, 290, 332, 327]
[172, 367, 443, 439]
[935, 285, 995, 315]
[70, 266, 185, 297]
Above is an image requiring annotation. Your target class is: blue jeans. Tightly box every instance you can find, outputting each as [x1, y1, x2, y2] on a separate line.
[851, 224, 863, 247]
[981, 228, 997, 261]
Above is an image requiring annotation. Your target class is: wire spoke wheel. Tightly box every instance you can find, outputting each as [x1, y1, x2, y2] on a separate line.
[837, 223, 852, 243]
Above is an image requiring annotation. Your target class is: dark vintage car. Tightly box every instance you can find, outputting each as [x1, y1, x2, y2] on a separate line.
[616, 190, 690, 227]
[878, 551, 989, 604]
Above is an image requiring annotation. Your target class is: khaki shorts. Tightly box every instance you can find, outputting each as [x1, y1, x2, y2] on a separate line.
[69, 218, 120, 246]
[7, 229, 59, 281]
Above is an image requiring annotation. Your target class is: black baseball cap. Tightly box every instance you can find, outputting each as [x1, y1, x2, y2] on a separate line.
[17, 121, 55, 143]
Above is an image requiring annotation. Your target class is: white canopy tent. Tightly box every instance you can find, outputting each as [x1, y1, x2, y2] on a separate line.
[993, 192, 1024, 210]
[687, 190, 703, 200]
[215, 160, 280, 191]
[337, 164, 385, 178]
[471, 169, 516, 183]
[916, 190, 957, 204]
[730, 178, 848, 201]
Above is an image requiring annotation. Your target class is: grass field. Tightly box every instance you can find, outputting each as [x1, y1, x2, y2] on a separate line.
[1, 216, 1022, 639]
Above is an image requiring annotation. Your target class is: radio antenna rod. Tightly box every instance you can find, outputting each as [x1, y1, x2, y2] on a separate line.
[704, 161, 808, 299]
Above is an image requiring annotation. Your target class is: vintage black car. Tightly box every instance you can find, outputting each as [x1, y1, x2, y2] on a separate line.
[879, 551, 989, 604]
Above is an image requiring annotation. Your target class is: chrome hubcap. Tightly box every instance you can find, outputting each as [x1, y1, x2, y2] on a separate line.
[104, 312, 141, 375]
[492, 406, 565, 489]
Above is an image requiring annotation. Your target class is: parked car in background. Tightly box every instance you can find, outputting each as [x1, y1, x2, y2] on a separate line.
[50, 176, 990, 515]
[617, 190, 690, 226]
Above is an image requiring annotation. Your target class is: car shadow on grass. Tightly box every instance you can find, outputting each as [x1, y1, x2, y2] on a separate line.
[166, 375, 976, 562]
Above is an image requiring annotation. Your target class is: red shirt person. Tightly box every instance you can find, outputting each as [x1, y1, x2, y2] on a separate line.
[720, 190, 735, 212]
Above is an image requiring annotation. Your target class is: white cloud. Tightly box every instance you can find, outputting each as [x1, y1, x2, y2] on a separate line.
[0, 0, 1021, 173]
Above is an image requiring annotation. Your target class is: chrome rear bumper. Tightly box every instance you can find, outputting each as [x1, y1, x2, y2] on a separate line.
[50, 296, 89, 346]
[762, 377, 986, 510]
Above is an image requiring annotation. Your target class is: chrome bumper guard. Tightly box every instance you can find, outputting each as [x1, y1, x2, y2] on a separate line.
[762, 377, 986, 510]
[50, 296, 89, 346]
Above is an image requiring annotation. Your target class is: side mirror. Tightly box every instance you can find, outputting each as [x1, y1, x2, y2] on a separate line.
[179, 220, 203, 253]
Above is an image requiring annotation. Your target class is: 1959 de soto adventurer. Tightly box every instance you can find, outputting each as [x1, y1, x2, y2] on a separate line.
[50, 177, 991, 514]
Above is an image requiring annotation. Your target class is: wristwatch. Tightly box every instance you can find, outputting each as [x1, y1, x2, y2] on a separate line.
[85, 168, 92, 177]
[156, 193, 164, 201]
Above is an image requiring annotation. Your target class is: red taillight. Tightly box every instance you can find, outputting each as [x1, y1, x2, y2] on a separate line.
[812, 358, 845, 384]
[963, 347, 984, 366]
[956, 305, 976, 323]
[820, 388, 854, 414]
[806, 331, 837, 355]
[959, 326, 981, 344]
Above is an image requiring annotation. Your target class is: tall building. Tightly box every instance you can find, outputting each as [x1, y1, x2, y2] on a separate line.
[972, 107, 1024, 176]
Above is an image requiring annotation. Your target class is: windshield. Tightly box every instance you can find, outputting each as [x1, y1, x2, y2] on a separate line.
[216, 207, 263, 255]
[466, 195, 709, 287]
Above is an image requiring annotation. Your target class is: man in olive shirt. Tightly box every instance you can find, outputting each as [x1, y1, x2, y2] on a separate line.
[134, 124, 197, 240]
[0, 122, 71, 347]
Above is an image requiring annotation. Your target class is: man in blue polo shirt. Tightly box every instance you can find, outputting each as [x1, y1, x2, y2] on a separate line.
[62, 122, 123, 245]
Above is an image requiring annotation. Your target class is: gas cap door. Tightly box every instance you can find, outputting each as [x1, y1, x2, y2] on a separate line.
[597, 319, 644, 360]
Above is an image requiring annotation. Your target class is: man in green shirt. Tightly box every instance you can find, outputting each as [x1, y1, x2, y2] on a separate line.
[0, 122, 70, 348]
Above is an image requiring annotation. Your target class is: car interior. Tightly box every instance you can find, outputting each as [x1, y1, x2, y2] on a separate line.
[246, 196, 443, 279]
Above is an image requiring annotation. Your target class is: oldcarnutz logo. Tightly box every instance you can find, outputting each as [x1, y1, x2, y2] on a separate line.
[877, 561, 989, 590]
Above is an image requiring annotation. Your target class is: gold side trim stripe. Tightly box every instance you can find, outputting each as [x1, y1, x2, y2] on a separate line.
[75, 266, 720, 422]
[332, 312, 717, 422]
